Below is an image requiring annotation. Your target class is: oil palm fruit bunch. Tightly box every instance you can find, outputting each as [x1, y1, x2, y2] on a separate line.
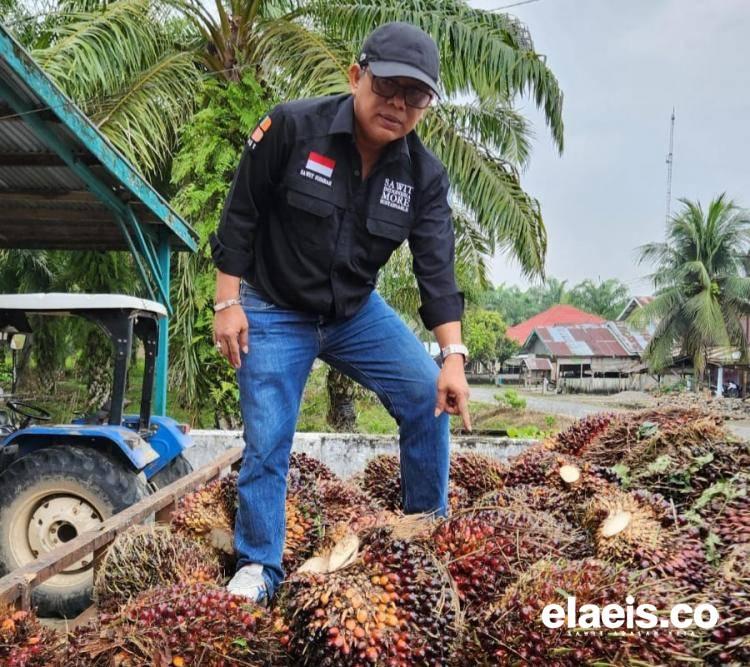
[318, 479, 379, 528]
[361, 454, 402, 511]
[430, 507, 580, 607]
[702, 544, 750, 665]
[461, 558, 693, 666]
[449, 452, 506, 501]
[281, 565, 412, 666]
[285, 491, 324, 571]
[478, 485, 594, 558]
[170, 472, 237, 541]
[65, 582, 274, 666]
[497, 443, 612, 492]
[552, 412, 616, 456]
[0, 605, 61, 667]
[614, 416, 735, 508]
[360, 521, 460, 665]
[694, 475, 750, 556]
[94, 524, 223, 612]
[580, 407, 713, 467]
[288, 453, 338, 501]
[360, 454, 467, 513]
[583, 487, 710, 592]
[283, 517, 458, 666]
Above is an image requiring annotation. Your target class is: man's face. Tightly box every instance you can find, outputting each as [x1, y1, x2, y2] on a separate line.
[348, 64, 432, 146]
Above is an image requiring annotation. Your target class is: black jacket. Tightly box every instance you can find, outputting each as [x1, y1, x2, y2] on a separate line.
[210, 93, 464, 330]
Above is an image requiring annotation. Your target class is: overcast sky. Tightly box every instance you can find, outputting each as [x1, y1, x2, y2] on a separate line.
[468, 0, 750, 294]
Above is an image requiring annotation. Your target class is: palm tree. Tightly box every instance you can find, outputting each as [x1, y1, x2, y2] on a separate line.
[633, 194, 750, 386]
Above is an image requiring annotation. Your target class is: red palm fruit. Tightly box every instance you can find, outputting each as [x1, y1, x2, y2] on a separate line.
[552, 412, 616, 456]
[430, 507, 584, 607]
[449, 452, 507, 501]
[0, 604, 62, 667]
[288, 452, 338, 499]
[701, 544, 750, 665]
[170, 472, 237, 538]
[280, 564, 412, 666]
[696, 476, 750, 556]
[284, 492, 323, 571]
[461, 558, 694, 666]
[580, 407, 716, 467]
[360, 520, 460, 666]
[361, 454, 402, 511]
[65, 583, 275, 666]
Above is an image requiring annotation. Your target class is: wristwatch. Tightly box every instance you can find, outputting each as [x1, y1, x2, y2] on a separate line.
[441, 344, 469, 362]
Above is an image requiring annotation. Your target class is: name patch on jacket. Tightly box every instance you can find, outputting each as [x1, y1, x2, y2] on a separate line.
[380, 178, 413, 213]
[300, 152, 335, 186]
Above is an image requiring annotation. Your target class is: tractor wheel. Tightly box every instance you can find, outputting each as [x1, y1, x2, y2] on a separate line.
[0, 446, 148, 617]
[148, 453, 193, 489]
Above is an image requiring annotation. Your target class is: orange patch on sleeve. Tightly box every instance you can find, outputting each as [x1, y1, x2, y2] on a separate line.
[259, 115, 272, 132]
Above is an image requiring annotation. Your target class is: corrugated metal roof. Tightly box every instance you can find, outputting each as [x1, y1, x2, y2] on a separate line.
[523, 357, 552, 371]
[507, 305, 606, 345]
[0, 24, 197, 251]
[525, 322, 651, 358]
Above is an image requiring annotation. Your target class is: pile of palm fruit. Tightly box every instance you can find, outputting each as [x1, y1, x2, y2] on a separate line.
[10, 409, 750, 665]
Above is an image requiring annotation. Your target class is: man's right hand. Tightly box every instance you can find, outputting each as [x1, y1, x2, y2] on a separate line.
[214, 306, 249, 369]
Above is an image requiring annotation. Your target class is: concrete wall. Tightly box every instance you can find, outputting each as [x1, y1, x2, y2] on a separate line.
[185, 430, 538, 479]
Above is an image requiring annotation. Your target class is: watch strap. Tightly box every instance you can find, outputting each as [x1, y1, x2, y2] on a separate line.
[213, 297, 242, 313]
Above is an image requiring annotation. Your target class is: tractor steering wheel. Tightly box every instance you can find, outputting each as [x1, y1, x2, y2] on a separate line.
[6, 400, 52, 428]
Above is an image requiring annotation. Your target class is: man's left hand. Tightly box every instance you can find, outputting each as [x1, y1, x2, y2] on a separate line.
[434, 355, 471, 431]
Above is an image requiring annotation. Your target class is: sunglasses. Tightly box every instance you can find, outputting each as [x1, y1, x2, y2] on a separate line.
[363, 67, 435, 109]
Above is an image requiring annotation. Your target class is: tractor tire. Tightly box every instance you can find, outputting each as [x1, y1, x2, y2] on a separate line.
[148, 453, 193, 489]
[0, 446, 148, 617]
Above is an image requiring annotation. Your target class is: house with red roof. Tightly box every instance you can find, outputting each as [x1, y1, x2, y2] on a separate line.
[506, 304, 605, 346]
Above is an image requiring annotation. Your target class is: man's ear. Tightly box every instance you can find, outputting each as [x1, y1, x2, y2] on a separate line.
[347, 63, 363, 94]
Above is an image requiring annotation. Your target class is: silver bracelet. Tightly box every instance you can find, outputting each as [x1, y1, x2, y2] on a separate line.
[213, 297, 242, 313]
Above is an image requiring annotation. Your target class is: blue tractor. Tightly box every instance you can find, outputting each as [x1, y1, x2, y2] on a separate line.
[0, 293, 193, 617]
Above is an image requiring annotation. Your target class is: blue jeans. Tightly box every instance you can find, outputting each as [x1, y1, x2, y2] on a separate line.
[233, 282, 450, 595]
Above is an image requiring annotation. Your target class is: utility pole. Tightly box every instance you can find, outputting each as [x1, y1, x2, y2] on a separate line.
[665, 108, 675, 225]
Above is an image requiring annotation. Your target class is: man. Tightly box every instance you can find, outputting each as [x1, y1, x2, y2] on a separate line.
[210, 22, 471, 604]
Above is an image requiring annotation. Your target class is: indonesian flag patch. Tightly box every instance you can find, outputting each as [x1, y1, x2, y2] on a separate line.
[305, 151, 336, 178]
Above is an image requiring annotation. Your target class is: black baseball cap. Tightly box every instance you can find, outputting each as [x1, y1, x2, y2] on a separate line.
[358, 22, 441, 96]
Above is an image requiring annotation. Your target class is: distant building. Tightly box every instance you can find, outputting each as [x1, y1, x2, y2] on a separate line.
[617, 296, 654, 321]
[504, 321, 653, 392]
[506, 305, 605, 346]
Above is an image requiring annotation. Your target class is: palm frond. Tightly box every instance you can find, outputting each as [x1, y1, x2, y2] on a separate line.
[420, 104, 546, 278]
[252, 16, 352, 97]
[437, 100, 532, 167]
[90, 50, 202, 174]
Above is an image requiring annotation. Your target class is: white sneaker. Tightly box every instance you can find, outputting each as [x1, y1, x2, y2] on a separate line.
[227, 563, 269, 605]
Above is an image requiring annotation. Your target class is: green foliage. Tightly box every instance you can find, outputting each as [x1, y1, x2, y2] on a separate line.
[168, 71, 272, 426]
[463, 308, 516, 366]
[566, 278, 631, 320]
[634, 194, 750, 379]
[494, 388, 526, 410]
[479, 275, 631, 325]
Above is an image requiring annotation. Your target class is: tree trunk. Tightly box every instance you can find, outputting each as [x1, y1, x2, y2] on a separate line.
[82, 329, 113, 411]
[326, 366, 357, 432]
